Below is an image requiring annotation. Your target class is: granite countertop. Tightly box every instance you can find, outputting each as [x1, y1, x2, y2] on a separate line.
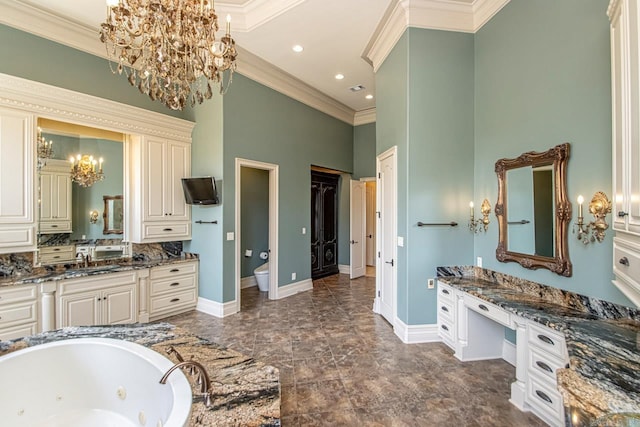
[437, 267, 640, 424]
[0, 255, 199, 287]
[0, 323, 281, 426]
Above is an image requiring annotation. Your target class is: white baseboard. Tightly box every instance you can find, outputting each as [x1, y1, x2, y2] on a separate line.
[241, 276, 257, 289]
[502, 339, 516, 366]
[196, 297, 239, 318]
[393, 318, 440, 344]
[338, 264, 350, 274]
[276, 278, 313, 299]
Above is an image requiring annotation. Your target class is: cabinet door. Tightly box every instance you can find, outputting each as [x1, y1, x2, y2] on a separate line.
[58, 291, 101, 327]
[167, 141, 190, 221]
[627, 0, 640, 233]
[143, 136, 167, 221]
[54, 173, 72, 221]
[39, 172, 54, 221]
[103, 284, 136, 324]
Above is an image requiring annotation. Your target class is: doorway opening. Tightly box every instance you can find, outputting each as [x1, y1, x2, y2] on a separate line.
[235, 158, 279, 308]
[365, 179, 377, 278]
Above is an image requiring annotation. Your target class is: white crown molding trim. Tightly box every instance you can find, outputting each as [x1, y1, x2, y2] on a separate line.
[236, 46, 356, 124]
[365, 0, 511, 72]
[354, 108, 377, 126]
[393, 317, 440, 344]
[0, 73, 195, 142]
[218, 0, 307, 32]
[0, 2, 359, 126]
[196, 297, 239, 318]
[241, 276, 257, 289]
[276, 278, 313, 300]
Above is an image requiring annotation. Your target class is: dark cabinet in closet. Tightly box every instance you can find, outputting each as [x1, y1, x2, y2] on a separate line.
[311, 171, 339, 279]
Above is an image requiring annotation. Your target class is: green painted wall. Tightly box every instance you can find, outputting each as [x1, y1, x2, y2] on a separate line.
[240, 167, 269, 278]
[222, 74, 353, 302]
[353, 123, 376, 179]
[474, 0, 630, 305]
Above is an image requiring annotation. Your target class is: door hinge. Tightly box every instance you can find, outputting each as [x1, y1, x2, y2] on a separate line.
[378, 172, 381, 179]
[377, 211, 381, 218]
[377, 290, 381, 297]
[377, 251, 380, 258]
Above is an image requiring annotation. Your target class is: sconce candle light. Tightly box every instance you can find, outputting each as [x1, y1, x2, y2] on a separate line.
[574, 192, 612, 244]
[469, 199, 491, 233]
[89, 210, 99, 224]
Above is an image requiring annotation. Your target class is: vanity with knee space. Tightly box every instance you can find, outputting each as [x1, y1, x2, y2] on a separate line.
[437, 267, 640, 427]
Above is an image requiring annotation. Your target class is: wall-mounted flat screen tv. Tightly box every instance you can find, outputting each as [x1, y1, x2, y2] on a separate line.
[181, 177, 219, 205]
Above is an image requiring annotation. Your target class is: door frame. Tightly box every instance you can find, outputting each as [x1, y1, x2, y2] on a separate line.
[374, 146, 397, 326]
[349, 179, 366, 279]
[235, 158, 279, 306]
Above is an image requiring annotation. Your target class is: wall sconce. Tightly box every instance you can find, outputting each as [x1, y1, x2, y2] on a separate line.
[89, 210, 99, 224]
[574, 192, 612, 244]
[469, 199, 491, 233]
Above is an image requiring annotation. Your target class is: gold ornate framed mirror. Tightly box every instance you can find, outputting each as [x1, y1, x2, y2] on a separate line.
[495, 143, 572, 276]
[103, 195, 124, 235]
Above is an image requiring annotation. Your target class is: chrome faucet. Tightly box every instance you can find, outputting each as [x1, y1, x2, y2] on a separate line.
[159, 360, 213, 407]
[75, 252, 92, 268]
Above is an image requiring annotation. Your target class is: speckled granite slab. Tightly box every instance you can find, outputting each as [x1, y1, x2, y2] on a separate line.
[0, 323, 281, 427]
[437, 266, 640, 425]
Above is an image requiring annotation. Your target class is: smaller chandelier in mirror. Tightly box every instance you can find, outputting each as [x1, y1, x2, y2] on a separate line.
[37, 127, 53, 168]
[70, 154, 104, 188]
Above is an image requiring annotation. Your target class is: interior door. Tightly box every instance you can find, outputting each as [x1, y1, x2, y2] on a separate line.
[378, 148, 396, 324]
[350, 180, 366, 279]
[366, 181, 376, 266]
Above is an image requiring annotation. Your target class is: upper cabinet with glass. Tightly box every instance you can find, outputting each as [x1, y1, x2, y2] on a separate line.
[495, 143, 572, 277]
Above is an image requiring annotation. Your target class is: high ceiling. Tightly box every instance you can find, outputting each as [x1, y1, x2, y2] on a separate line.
[2, 0, 499, 120]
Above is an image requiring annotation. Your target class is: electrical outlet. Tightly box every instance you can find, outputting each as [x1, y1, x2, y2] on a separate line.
[476, 256, 483, 268]
[226, 232, 235, 241]
[291, 272, 296, 281]
[427, 279, 435, 289]
[302, 227, 306, 235]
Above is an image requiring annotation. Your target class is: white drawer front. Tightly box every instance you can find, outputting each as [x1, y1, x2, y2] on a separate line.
[143, 223, 190, 240]
[150, 275, 196, 296]
[438, 283, 455, 302]
[614, 240, 640, 283]
[438, 298, 454, 323]
[39, 221, 72, 233]
[58, 271, 138, 295]
[527, 373, 564, 424]
[463, 293, 510, 326]
[0, 285, 37, 305]
[0, 226, 35, 250]
[528, 322, 567, 361]
[528, 346, 566, 384]
[438, 318, 455, 345]
[150, 261, 198, 279]
[150, 289, 197, 313]
[0, 301, 37, 327]
[0, 322, 38, 341]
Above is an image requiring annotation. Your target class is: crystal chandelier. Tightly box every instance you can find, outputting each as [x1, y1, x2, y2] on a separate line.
[100, 0, 238, 111]
[37, 127, 54, 168]
[69, 155, 105, 188]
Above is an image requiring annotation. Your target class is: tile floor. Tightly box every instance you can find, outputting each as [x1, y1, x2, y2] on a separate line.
[166, 274, 545, 426]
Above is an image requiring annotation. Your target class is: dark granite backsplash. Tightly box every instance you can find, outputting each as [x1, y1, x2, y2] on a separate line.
[0, 252, 34, 277]
[132, 242, 183, 261]
[436, 266, 640, 322]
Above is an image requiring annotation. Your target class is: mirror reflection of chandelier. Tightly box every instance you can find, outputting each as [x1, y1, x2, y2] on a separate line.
[37, 127, 54, 168]
[99, 0, 238, 111]
[69, 155, 105, 188]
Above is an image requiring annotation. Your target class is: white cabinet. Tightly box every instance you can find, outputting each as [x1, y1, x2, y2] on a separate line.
[0, 107, 36, 253]
[56, 271, 137, 327]
[148, 260, 198, 321]
[129, 135, 191, 243]
[0, 284, 39, 341]
[609, 0, 640, 306]
[38, 245, 75, 265]
[39, 159, 72, 234]
[437, 283, 457, 348]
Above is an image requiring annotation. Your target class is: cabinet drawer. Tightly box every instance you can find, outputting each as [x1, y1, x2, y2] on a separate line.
[0, 301, 37, 327]
[0, 285, 37, 306]
[528, 346, 567, 384]
[150, 289, 197, 313]
[438, 298, 454, 323]
[150, 275, 196, 296]
[438, 283, 455, 302]
[463, 293, 510, 327]
[39, 245, 75, 263]
[528, 322, 567, 361]
[143, 223, 190, 240]
[0, 322, 38, 341]
[614, 240, 640, 283]
[150, 261, 198, 279]
[527, 373, 564, 424]
[58, 271, 138, 295]
[0, 226, 35, 251]
[438, 318, 455, 345]
[39, 221, 72, 233]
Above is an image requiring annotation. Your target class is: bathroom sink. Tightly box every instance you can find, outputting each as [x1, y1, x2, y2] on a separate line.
[64, 264, 123, 275]
[0, 338, 192, 427]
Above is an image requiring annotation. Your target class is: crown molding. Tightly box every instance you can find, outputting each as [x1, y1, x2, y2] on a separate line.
[354, 108, 377, 126]
[365, 0, 510, 72]
[0, 0, 359, 126]
[0, 73, 195, 142]
[217, 0, 307, 32]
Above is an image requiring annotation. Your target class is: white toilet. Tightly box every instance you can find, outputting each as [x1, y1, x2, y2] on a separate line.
[254, 262, 269, 292]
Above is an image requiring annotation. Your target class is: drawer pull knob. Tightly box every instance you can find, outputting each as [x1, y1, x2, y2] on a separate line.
[170, 282, 180, 287]
[441, 306, 449, 312]
[53, 256, 60, 259]
[51, 225, 58, 228]
[478, 304, 489, 312]
[536, 361, 553, 373]
[537, 334, 555, 346]
[535, 390, 553, 404]
[618, 211, 629, 218]
[53, 248, 61, 252]
[441, 324, 449, 331]
[163, 228, 173, 232]
[442, 289, 450, 295]
[170, 268, 180, 273]
[619, 257, 630, 266]
[170, 298, 180, 303]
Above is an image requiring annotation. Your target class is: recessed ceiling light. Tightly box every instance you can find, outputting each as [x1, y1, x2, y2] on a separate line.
[335, 74, 344, 80]
[365, 94, 374, 100]
[292, 45, 304, 53]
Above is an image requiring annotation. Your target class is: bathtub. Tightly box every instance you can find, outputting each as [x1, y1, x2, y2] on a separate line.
[0, 338, 192, 427]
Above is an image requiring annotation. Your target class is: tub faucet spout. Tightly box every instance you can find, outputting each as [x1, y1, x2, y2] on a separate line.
[159, 360, 213, 406]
